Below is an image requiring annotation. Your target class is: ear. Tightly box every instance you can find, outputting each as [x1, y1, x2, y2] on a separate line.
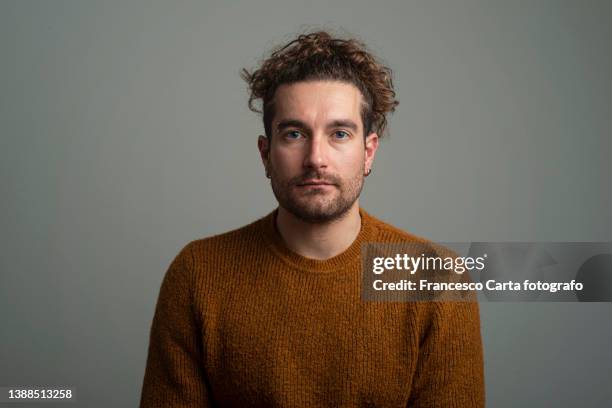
[364, 132, 379, 175]
[257, 135, 270, 173]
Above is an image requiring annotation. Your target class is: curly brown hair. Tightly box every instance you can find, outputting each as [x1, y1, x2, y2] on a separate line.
[241, 30, 399, 139]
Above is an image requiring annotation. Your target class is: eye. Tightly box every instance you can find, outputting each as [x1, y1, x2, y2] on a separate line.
[334, 130, 350, 139]
[285, 130, 303, 139]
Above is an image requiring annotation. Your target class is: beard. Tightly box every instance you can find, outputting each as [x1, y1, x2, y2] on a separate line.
[269, 166, 365, 224]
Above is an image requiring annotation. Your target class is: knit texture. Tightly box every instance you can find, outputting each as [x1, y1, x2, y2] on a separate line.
[140, 208, 485, 407]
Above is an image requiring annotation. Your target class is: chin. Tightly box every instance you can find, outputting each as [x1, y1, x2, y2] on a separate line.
[286, 199, 354, 224]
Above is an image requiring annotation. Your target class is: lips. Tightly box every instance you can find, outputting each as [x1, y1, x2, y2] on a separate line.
[297, 180, 335, 186]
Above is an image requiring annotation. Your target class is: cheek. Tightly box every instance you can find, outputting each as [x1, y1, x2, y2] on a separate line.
[335, 149, 365, 174]
[270, 147, 302, 173]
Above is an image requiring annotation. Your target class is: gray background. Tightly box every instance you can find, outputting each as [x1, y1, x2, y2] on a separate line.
[1, 0, 611, 406]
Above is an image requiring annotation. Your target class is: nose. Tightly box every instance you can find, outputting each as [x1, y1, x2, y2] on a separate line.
[303, 134, 328, 171]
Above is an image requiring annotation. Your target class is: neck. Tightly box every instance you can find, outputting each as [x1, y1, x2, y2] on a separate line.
[275, 203, 362, 260]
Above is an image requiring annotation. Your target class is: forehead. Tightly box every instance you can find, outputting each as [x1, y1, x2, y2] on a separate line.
[272, 80, 364, 126]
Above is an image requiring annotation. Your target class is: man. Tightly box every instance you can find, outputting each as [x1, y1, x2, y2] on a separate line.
[140, 31, 484, 407]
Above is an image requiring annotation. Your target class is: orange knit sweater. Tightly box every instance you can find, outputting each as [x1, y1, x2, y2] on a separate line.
[140, 208, 485, 407]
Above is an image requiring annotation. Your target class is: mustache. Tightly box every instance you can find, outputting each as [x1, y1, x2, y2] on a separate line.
[290, 171, 341, 186]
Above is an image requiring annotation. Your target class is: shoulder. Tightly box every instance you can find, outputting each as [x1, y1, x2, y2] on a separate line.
[361, 209, 459, 259]
[362, 209, 431, 245]
[185, 213, 269, 257]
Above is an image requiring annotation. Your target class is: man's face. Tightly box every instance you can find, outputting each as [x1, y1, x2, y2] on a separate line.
[258, 80, 379, 223]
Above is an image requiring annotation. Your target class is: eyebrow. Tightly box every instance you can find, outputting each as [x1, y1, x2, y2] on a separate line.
[276, 119, 359, 133]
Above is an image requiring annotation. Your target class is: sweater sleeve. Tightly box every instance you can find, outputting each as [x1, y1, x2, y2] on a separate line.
[407, 301, 485, 408]
[140, 243, 212, 407]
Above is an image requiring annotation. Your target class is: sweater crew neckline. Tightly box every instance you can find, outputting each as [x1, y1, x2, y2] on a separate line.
[260, 207, 378, 274]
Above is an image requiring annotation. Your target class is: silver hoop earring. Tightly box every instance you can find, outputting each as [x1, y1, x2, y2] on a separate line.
[365, 168, 372, 177]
